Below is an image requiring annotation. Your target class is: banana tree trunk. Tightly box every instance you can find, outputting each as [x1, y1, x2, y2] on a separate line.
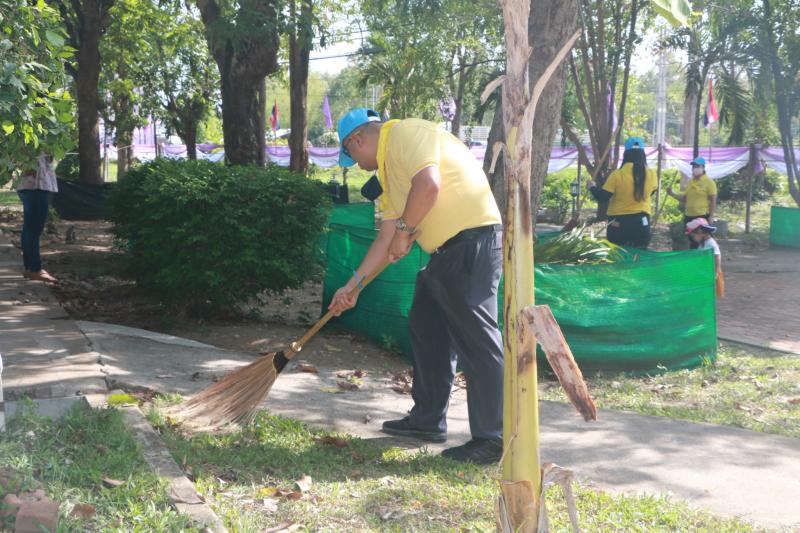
[491, 0, 580, 528]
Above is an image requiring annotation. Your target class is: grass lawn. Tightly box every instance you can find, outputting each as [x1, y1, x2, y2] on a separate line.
[150, 407, 762, 532]
[0, 402, 197, 531]
[540, 342, 800, 439]
[0, 190, 20, 206]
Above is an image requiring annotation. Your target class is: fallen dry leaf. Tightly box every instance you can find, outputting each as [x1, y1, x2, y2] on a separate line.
[294, 474, 313, 493]
[454, 371, 467, 389]
[101, 477, 123, 488]
[353, 369, 367, 378]
[276, 489, 303, 501]
[315, 435, 348, 448]
[351, 450, 364, 462]
[787, 397, 800, 405]
[70, 503, 96, 520]
[324, 344, 343, 352]
[319, 387, 341, 394]
[337, 380, 361, 391]
[348, 469, 362, 480]
[392, 383, 412, 394]
[297, 362, 318, 374]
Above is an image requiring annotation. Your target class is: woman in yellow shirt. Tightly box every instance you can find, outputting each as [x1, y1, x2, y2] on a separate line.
[587, 137, 658, 249]
[667, 156, 717, 249]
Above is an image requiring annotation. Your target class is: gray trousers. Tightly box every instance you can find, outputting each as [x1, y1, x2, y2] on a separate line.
[407, 226, 504, 439]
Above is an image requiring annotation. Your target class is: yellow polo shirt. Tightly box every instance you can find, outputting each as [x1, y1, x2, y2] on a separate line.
[376, 119, 501, 252]
[603, 163, 658, 216]
[684, 174, 717, 216]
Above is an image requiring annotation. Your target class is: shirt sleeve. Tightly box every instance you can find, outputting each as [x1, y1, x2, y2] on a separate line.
[602, 171, 619, 194]
[711, 239, 721, 256]
[707, 177, 718, 196]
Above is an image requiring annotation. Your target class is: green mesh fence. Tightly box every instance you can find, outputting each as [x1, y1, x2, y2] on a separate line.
[322, 203, 717, 373]
[770, 206, 800, 248]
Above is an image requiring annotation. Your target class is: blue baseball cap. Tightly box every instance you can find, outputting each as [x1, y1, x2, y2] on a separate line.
[624, 137, 645, 151]
[337, 108, 381, 167]
[691, 156, 706, 166]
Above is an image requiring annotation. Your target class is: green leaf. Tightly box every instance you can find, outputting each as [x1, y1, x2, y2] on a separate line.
[651, 0, 692, 28]
[44, 30, 64, 47]
[1, 121, 13, 134]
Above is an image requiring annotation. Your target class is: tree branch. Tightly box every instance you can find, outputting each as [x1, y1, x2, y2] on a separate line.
[570, 54, 598, 157]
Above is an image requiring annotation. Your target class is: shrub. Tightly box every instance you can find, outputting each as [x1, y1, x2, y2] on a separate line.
[541, 169, 577, 223]
[55, 153, 80, 181]
[716, 168, 781, 204]
[110, 159, 331, 311]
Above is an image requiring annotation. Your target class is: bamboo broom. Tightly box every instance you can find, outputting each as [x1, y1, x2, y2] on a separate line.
[167, 260, 391, 432]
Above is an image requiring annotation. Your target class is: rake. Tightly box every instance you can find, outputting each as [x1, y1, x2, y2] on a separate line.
[167, 261, 391, 431]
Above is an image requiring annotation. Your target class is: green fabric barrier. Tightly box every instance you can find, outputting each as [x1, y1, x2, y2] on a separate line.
[322, 203, 717, 373]
[769, 206, 800, 248]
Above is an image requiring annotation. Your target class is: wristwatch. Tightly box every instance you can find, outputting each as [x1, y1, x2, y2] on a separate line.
[394, 217, 416, 234]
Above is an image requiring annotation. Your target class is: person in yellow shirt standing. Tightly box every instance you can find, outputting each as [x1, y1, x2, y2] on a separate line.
[328, 108, 504, 464]
[586, 137, 658, 249]
[667, 156, 717, 249]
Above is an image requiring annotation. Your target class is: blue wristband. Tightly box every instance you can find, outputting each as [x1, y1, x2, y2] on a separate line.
[353, 270, 364, 290]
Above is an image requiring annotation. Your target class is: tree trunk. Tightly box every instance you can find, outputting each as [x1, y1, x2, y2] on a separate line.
[115, 128, 132, 180]
[197, 0, 280, 167]
[611, 0, 639, 168]
[495, 0, 579, 524]
[485, 96, 506, 219]
[528, 0, 579, 228]
[693, 79, 703, 158]
[682, 91, 698, 145]
[288, 0, 312, 173]
[450, 58, 469, 140]
[185, 120, 198, 160]
[762, 0, 800, 206]
[221, 75, 267, 166]
[499, 0, 541, 524]
[73, 0, 109, 185]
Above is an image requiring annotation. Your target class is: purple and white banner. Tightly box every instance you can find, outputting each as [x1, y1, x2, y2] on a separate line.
[101, 142, 800, 179]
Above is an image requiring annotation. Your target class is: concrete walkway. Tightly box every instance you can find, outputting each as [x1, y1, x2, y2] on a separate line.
[2, 231, 799, 531]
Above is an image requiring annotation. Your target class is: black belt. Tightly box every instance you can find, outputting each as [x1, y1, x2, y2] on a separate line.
[438, 224, 503, 252]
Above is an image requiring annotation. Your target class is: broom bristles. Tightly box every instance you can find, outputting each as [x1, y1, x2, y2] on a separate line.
[166, 352, 281, 432]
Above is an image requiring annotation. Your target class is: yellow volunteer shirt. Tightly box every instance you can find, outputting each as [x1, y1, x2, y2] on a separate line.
[684, 174, 717, 216]
[376, 119, 501, 252]
[603, 163, 658, 216]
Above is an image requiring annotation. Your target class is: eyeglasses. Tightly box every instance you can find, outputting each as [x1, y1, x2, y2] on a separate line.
[342, 132, 358, 159]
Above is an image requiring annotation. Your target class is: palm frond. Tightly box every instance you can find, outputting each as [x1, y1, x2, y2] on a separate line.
[534, 225, 627, 265]
[715, 67, 753, 146]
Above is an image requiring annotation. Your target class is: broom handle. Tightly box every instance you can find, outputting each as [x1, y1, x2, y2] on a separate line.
[288, 259, 392, 357]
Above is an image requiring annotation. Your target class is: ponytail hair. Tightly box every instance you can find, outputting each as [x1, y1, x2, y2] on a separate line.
[622, 148, 648, 202]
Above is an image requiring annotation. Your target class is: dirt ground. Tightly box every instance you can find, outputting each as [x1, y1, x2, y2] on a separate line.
[1, 204, 796, 376]
[0, 208, 409, 377]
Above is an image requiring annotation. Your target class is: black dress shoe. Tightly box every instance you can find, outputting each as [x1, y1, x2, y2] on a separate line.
[441, 438, 503, 464]
[381, 417, 447, 443]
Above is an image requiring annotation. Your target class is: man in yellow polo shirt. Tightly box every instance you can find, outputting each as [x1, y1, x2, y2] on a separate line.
[667, 156, 717, 249]
[328, 108, 504, 464]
